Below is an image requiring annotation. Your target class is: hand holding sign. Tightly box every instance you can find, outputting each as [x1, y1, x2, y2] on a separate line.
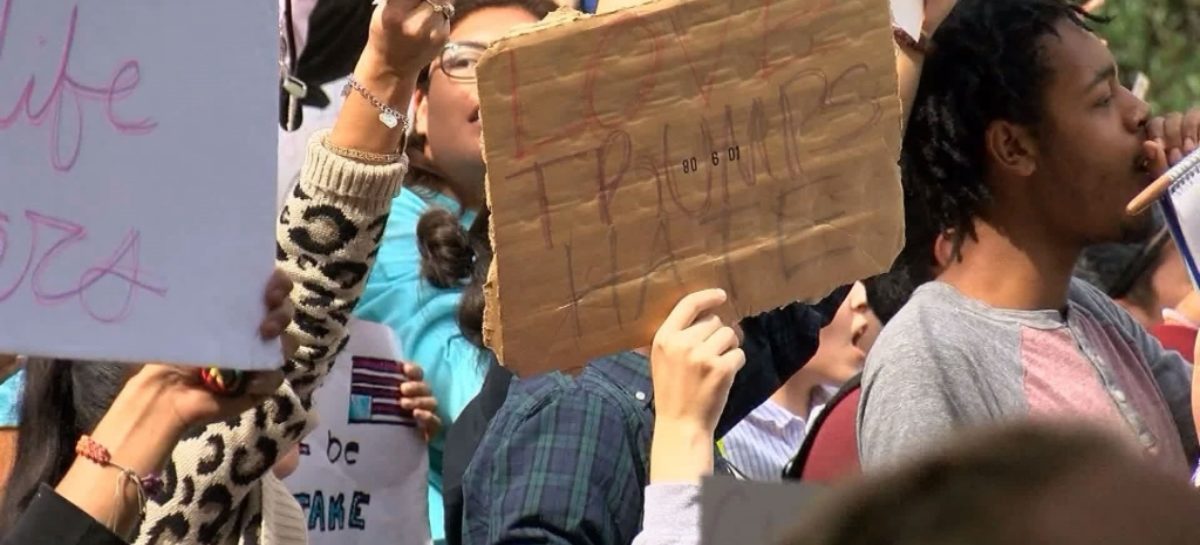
[397, 362, 441, 441]
[648, 289, 745, 483]
[366, 0, 453, 77]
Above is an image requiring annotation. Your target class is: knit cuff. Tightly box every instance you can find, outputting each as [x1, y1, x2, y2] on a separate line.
[299, 130, 406, 203]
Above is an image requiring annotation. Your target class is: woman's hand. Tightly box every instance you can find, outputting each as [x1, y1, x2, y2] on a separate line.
[648, 289, 745, 483]
[365, 0, 454, 79]
[54, 271, 296, 536]
[334, 0, 451, 154]
[400, 363, 441, 441]
[262, 269, 298, 361]
[143, 269, 295, 435]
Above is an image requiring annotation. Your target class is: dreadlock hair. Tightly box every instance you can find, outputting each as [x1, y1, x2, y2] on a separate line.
[901, 0, 1107, 259]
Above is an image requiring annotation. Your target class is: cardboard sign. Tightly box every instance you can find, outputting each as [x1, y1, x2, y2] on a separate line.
[0, 0, 280, 368]
[476, 0, 904, 374]
[701, 476, 827, 545]
[286, 319, 431, 545]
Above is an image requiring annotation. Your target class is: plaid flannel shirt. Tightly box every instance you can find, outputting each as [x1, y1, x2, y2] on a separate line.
[461, 290, 849, 545]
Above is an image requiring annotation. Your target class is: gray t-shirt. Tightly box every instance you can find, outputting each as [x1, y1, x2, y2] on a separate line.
[858, 279, 1196, 475]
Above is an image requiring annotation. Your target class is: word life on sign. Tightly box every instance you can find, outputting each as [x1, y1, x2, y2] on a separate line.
[476, 0, 904, 374]
[286, 319, 431, 545]
[0, 0, 280, 368]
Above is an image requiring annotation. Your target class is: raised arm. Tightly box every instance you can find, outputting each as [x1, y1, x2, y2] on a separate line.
[135, 1, 449, 542]
[897, 0, 957, 134]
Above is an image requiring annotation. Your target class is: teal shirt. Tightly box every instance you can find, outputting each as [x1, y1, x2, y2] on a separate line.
[0, 368, 23, 427]
[354, 187, 485, 542]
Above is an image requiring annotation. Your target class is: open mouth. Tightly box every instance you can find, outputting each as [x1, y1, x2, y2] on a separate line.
[468, 107, 481, 124]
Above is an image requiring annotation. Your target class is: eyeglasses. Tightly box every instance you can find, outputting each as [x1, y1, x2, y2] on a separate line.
[434, 41, 489, 83]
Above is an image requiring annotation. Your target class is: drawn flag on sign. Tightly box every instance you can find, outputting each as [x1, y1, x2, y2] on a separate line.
[348, 356, 414, 426]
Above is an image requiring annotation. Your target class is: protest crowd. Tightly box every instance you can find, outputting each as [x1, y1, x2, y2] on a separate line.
[3, 0, 1200, 543]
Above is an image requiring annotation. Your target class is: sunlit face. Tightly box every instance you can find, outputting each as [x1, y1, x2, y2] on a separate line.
[804, 282, 873, 386]
[1026, 20, 1154, 246]
[415, 6, 540, 197]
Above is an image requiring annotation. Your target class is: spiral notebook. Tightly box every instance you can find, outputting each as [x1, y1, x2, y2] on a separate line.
[1158, 148, 1200, 289]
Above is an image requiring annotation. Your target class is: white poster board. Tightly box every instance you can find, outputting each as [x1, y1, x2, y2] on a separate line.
[0, 0, 279, 368]
[889, 0, 924, 40]
[1160, 151, 1200, 289]
[286, 319, 431, 545]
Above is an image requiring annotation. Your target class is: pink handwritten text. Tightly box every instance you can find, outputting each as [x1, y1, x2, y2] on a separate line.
[0, 0, 156, 171]
[0, 208, 167, 323]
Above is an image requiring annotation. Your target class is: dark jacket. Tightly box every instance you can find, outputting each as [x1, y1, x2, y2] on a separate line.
[442, 287, 849, 544]
[2, 485, 125, 545]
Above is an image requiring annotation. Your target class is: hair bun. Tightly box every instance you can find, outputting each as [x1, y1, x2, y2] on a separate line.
[417, 208, 474, 289]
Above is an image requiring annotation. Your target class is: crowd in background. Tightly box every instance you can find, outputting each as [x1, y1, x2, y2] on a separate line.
[1, 0, 1199, 543]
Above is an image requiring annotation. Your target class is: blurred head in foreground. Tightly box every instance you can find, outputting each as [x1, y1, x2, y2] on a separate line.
[780, 424, 1200, 545]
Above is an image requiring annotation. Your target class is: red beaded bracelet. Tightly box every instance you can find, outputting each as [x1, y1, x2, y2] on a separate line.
[75, 435, 163, 498]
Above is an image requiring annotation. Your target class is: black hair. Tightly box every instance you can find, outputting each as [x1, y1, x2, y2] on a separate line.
[417, 209, 492, 352]
[456, 209, 493, 350]
[859, 177, 945, 324]
[902, 0, 1106, 259]
[418, 208, 475, 288]
[862, 271, 916, 325]
[0, 359, 127, 535]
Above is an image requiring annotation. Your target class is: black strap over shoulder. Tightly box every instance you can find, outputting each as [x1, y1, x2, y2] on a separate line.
[782, 372, 862, 481]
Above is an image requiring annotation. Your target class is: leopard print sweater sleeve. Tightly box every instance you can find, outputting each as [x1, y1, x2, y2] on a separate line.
[135, 131, 406, 545]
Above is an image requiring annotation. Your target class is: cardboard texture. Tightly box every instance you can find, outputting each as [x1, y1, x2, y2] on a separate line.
[476, 0, 904, 375]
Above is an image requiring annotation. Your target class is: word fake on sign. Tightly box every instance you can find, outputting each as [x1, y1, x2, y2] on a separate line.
[0, 0, 279, 368]
[285, 320, 430, 545]
[477, 0, 905, 374]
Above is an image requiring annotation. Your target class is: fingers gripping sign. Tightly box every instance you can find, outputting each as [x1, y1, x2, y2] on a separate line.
[369, 0, 454, 77]
[651, 289, 746, 434]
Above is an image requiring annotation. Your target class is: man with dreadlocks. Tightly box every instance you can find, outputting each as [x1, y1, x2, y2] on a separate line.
[858, 0, 1200, 475]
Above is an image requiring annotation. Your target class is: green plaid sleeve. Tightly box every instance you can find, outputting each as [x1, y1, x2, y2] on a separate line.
[462, 372, 649, 545]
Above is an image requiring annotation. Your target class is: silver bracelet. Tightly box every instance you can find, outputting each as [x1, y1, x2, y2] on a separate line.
[342, 76, 410, 131]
